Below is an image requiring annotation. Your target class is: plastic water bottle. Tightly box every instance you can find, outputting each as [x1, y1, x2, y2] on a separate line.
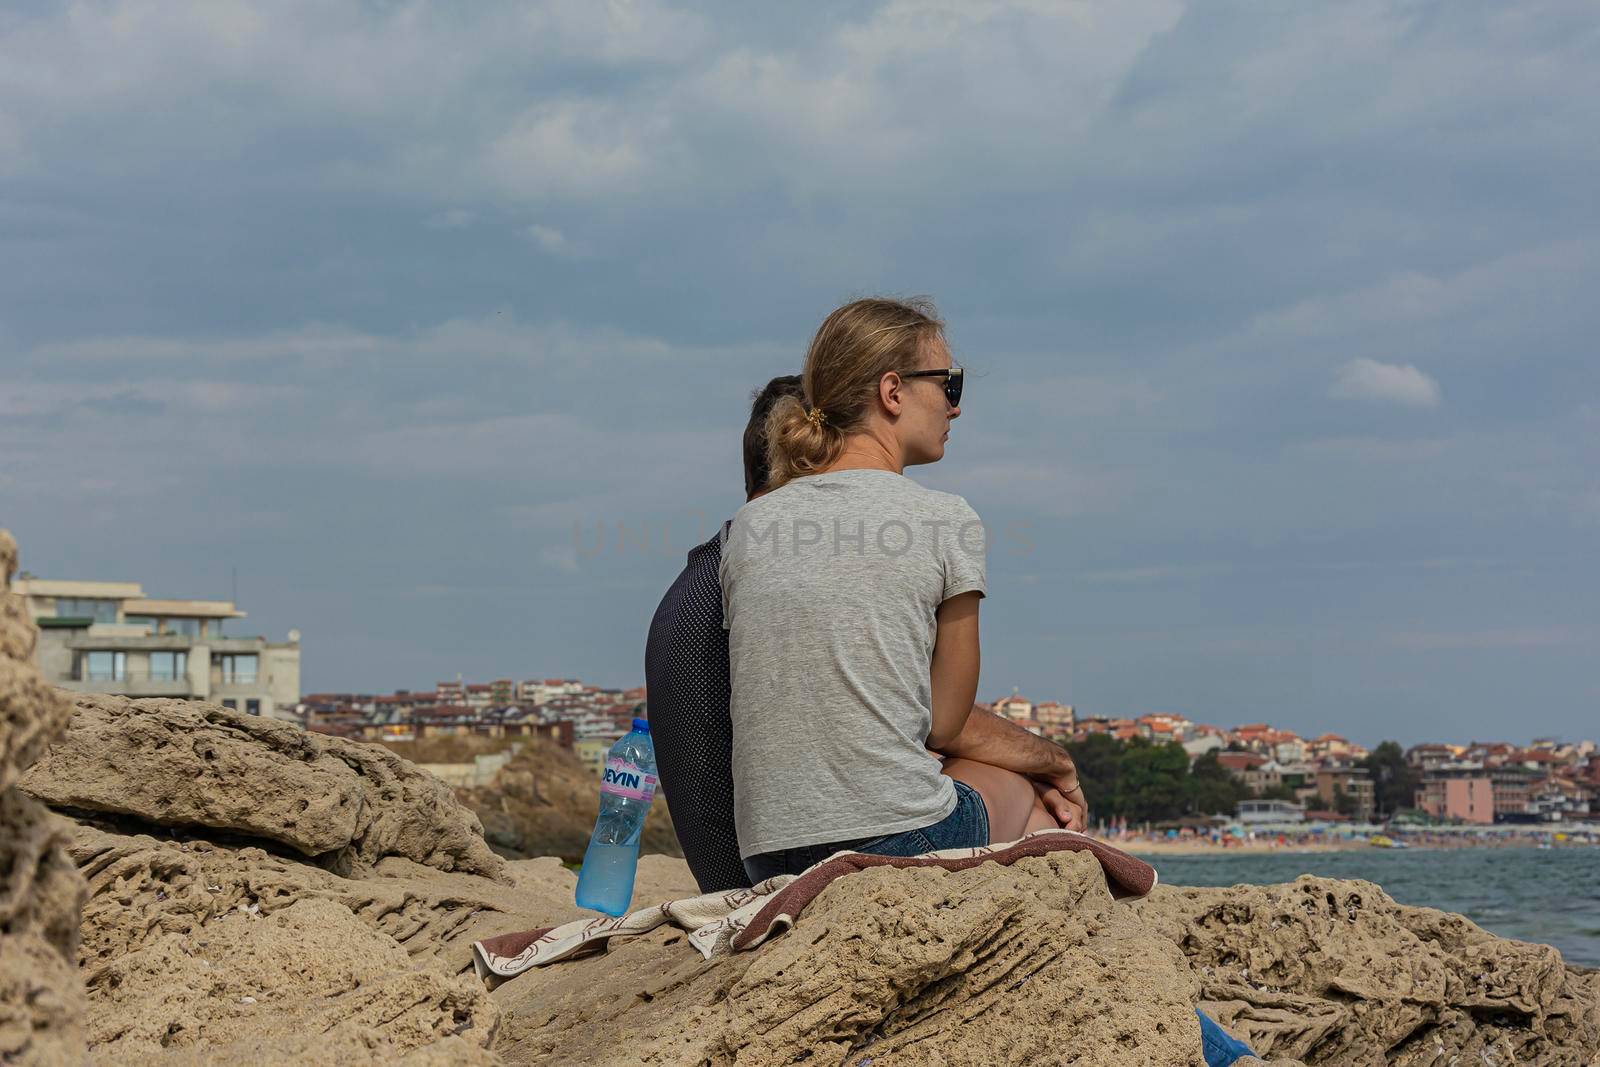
[574, 718, 658, 916]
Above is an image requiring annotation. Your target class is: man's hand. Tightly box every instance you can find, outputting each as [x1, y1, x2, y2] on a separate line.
[1031, 770, 1088, 832]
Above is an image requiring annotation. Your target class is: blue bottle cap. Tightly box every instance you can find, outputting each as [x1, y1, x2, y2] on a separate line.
[632, 717, 650, 733]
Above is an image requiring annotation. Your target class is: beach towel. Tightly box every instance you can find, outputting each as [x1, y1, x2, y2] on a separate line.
[471, 828, 1157, 982]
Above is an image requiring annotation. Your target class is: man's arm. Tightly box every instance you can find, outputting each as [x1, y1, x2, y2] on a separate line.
[935, 707, 1088, 830]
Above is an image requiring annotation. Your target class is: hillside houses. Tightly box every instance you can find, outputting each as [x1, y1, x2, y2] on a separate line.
[294, 675, 1597, 825]
[298, 676, 641, 751]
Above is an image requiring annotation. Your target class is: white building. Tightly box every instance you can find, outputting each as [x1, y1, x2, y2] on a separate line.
[1235, 798, 1306, 825]
[518, 678, 585, 705]
[15, 577, 300, 720]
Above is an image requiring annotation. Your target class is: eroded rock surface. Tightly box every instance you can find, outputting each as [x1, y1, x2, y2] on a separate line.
[86, 896, 498, 1065]
[57, 820, 692, 1064]
[0, 528, 88, 1066]
[70, 823, 579, 977]
[492, 849, 1211, 1066]
[1132, 878, 1600, 1065]
[0, 792, 87, 1066]
[484, 854, 1600, 1066]
[22, 692, 506, 880]
[0, 532, 73, 795]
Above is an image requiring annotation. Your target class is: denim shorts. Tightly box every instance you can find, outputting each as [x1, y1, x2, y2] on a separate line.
[744, 780, 989, 883]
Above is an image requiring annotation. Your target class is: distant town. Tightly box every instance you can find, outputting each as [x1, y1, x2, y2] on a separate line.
[15, 572, 1596, 829]
[291, 679, 1600, 829]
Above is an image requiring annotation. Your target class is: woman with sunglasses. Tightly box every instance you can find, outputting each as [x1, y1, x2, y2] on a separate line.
[722, 296, 1087, 883]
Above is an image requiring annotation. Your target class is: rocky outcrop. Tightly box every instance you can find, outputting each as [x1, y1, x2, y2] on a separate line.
[0, 529, 87, 1066]
[84, 896, 499, 1065]
[492, 850, 1213, 1065]
[1133, 879, 1600, 1065]
[54, 820, 699, 1064]
[69, 822, 583, 980]
[487, 857, 1600, 1066]
[0, 533, 72, 795]
[23, 700, 1600, 1066]
[22, 692, 506, 880]
[0, 791, 87, 1066]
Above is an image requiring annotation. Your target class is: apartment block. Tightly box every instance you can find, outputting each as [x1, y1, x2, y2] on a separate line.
[15, 577, 299, 719]
[1313, 766, 1375, 821]
[1033, 701, 1075, 735]
[1416, 775, 1495, 824]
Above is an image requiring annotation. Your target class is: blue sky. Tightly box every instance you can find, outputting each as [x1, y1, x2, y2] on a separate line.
[2, 1, 1596, 745]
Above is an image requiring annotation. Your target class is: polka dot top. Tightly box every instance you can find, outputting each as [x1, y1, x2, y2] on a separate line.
[643, 521, 751, 892]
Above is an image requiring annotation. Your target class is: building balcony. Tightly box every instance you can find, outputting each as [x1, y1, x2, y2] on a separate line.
[59, 668, 196, 698]
[61, 633, 201, 652]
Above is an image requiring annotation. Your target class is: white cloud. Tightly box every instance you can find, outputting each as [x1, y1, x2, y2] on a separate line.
[1291, 436, 1450, 463]
[1247, 242, 1593, 346]
[0, 380, 299, 418]
[1076, 563, 1233, 585]
[538, 544, 580, 574]
[482, 100, 658, 200]
[995, 372, 1162, 420]
[1388, 627, 1593, 651]
[426, 208, 477, 230]
[524, 224, 570, 253]
[27, 325, 381, 366]
[684, 1, 1183, 194]
[1330, 358, 1441, 408]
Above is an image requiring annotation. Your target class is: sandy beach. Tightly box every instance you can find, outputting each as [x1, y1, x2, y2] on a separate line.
[1123, 838, 1371, 856]
[1114, 829, 1600, 856]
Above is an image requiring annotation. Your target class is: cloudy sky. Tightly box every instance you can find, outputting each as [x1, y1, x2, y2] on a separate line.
[3, 1, 1596, 745]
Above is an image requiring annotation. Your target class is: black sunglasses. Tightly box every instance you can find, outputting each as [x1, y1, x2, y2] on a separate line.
[901, 366, 964, 408]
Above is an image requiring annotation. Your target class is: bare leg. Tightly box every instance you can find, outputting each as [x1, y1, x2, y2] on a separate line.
[940, 757, 1060, 844]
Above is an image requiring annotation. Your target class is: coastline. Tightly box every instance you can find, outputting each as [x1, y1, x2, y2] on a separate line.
[1116, 832, 1600, 856]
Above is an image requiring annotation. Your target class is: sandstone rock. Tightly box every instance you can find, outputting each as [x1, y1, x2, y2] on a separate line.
[22, 692, 507, 880]
[36, 746, 1600, 1067]
[0, 530, 74, 793]
[66, 822, 540, 1063]
[0, 791, 83, 956]
[57, 825, 715, 1064]
[0, 528, 88, 1065]
[70, 823, 564, 977]
[0, 935, 84, 1067]
[0, 793, 88, 1066]
[1131, 877, 1600, 1065]
[492, 849, 1209, 1065]
[85, 896, 499, 1065]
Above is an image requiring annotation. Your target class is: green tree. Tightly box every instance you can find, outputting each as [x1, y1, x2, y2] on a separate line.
[1113, 738, 1190, 823]
[1061, 733, 1125, 820]
[1258, 781, 1299, 802]
[1332, 784, 1358, 817]
[1184, 751, 1245, 816]
[1360, 740, 1420, 817]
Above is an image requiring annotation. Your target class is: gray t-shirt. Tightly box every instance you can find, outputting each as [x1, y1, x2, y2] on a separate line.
[719, 468, 987, 858]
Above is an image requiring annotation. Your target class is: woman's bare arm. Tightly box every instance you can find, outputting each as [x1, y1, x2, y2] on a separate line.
[927, 591, 1088, 830]
[926, 591, 981, 749]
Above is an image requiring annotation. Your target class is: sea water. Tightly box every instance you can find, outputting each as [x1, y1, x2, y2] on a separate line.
[1149, 846, 1600, 967]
